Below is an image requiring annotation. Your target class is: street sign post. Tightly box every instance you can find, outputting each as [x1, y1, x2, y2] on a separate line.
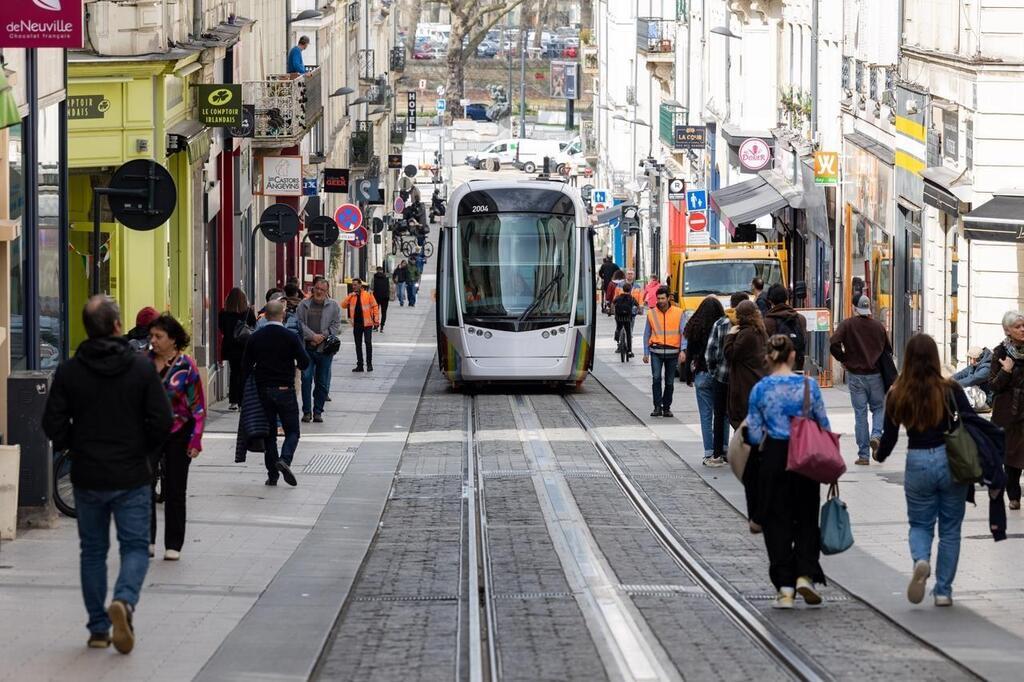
[334, 203, 363, 233]
[307, 215, 340, 248]
[667, 178, 686, 201]
[687, 212, 707, 231]
[436, 98, 447, 113]
[685, 189, 707, 212]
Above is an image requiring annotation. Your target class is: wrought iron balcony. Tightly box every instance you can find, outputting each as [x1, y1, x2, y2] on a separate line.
[350, 120, 373, 167]
[347, 1, 359, 24]
[247, 66, 323, 147]
[390, 120, 407, 145]
[366, 75, 391, 105]
[637, 18, 676, 55]
[390, 46, 406, 72]
[358, 49, 375, 82]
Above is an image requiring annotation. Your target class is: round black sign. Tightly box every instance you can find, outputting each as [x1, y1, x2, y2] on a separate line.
[108, 160, 177, 231]
[371, 216, 385, 234]
[258, 203, 300, 243]
[307, 215, 340, 248]
[403, 164, 418, 178]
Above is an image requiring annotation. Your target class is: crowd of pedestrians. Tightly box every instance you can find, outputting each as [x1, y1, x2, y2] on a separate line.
[622, 268, 1014, 611]
[38, 253, 418, 653]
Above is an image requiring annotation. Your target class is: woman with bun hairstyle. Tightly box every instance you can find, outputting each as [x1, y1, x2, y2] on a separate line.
[744, 334, 832, 609]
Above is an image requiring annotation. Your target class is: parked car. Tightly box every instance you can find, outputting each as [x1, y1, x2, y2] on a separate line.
[476, 40, 499, 58]
[512, 138, 566, 174]
[561, 45, 578, 58]
[465, 103, 490, 121]
[413, 40, 434, 60]
[465, 139, 520, 170]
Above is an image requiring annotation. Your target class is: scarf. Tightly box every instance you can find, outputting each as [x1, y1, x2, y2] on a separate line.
[1003, 337, 1024, 361]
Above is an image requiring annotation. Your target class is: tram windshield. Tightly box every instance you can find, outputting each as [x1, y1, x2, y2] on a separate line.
[459, 213, 576, 327]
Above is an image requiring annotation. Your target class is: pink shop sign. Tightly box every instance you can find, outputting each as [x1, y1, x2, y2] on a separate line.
[1, 1, 85, 48]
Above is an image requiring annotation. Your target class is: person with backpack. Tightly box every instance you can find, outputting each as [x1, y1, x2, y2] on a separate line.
[763, 283, 807, 370]
[219, 289, 257, 411]
[829, 295, 890, 465]
[126, 307, 160, 354]
[613, 282, 639, 358]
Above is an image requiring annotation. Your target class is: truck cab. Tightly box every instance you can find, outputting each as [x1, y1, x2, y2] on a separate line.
[669, 242, 789, 314]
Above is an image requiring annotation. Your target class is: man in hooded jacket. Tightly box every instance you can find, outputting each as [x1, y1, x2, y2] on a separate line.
[43, 296, 173, 654]
[763, 283, 808, 370]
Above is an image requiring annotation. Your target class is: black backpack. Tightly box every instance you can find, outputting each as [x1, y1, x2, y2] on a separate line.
[614, 294, 636, 320]
[775, 315, 805, 363]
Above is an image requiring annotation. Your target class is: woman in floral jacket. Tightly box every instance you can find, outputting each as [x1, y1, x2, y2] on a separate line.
[148, 314, 206, 561]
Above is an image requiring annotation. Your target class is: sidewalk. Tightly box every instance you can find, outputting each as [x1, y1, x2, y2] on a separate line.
[0, 278, 436, 681]
[594, 313, 1024, 679]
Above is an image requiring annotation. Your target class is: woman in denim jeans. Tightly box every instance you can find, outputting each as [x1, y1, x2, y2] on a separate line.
[682, 295, 725, 465]
[875, 334, 973, 607]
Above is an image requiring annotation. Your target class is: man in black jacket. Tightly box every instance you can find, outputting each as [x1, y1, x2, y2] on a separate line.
[42, 295, 173, 654]
[242, 299, 310, 486]
[372, 266, 391, 332]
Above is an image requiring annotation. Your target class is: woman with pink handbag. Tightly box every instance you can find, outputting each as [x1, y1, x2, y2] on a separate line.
[745, 335, 833, 609]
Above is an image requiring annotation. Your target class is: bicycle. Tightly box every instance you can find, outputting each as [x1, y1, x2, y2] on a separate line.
[53, 450, 75, 518]
[615, 317, 634, 363]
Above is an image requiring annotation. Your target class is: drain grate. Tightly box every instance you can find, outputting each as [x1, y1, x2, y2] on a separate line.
[482, 469, 535, 479]
[351, 594, 459, 602]
[491, 591, 575, 600]
[743, 592, 850, 602]
[561, 469, 613, 479]
[302, 453, 354, 475]
[619, 584, 707, 596]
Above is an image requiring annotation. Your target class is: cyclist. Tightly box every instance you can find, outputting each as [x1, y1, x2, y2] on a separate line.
[613, 282, 639, 359]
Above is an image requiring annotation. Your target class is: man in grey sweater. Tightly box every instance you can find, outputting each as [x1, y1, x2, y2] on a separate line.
[296, 279, 342, 422]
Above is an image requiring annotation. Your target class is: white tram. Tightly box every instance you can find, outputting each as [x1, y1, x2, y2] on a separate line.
[435, 180, 596, 386]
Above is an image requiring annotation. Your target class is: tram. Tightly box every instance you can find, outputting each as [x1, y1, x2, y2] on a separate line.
[435, 179, 596, 387]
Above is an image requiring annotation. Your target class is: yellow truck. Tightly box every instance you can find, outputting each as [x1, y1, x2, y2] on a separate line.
[669, 242, 789, 314]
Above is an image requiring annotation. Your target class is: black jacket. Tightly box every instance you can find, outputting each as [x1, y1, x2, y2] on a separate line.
[372, 272, 390, 302]
[42, 336, 173, 490]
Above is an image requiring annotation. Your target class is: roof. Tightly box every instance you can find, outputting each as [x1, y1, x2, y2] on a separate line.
[709, 176, 789, 225]
[844, 131, 895, 166]
[963, 195, 1024, 242]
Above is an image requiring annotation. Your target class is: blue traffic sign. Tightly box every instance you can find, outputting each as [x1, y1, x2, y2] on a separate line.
[686, 190, 707, 212]
[436, 98, 447, 112]
[591, 189, 608, 204]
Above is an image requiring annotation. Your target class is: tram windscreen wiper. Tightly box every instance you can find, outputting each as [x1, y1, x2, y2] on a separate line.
[516, 267, 564, 327]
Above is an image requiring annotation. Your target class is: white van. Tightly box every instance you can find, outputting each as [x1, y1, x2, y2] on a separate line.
[464, 139, 519, 170]
[512, 139, 566, 173]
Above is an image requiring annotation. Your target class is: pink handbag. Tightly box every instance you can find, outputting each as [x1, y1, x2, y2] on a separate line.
[787, 378, 846, 483]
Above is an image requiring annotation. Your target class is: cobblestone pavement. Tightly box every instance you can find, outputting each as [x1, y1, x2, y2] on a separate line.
[592, 311, 1024, 680]
[0, 275, 436, 682]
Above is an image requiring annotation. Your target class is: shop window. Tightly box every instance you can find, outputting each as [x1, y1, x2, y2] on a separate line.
[7, 122, 24, 369]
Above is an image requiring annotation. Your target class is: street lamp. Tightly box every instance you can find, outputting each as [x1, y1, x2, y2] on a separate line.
[330, 86, 355, 98]
[613, 114, 651, 127]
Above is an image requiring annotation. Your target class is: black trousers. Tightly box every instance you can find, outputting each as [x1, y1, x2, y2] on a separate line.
[226, 348, 244, 404]
[376, 299, 389, 329]
[757, 437, 825, 590]
[614, 317, 633, 353]
[150, 426, 192, 551]
[1007, 465, 1022, 502]
[712, 379, 729, 456]
[353, 326, 373, 366]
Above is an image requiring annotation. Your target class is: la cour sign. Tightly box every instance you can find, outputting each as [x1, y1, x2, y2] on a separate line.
[0, 0, 85, 48]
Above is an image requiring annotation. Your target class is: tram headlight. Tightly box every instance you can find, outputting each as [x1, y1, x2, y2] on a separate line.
[484, 331, 492, 339]
[559, 327, 567, 334]
[467, 327, 475, 335]
[476, 329, 484, 336]
[542, 331, 550, 338]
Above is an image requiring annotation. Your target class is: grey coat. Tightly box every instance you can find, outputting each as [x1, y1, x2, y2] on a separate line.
[295, 297, 343, 347]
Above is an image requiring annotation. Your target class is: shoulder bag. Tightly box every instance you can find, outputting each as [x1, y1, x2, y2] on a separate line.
[943, 389, 983, 484]
[820, 483, 854, 555]
[787, 378, 846, 483]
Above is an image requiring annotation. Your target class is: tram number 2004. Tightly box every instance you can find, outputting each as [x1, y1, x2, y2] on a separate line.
[469, 205, 490, 213]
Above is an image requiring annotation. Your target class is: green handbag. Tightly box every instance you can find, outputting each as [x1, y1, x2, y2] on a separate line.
[943, 390, 982, 484]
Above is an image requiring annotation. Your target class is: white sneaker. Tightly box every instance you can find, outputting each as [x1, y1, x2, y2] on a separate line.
[707, 456, 726, 468]
[772, 587, 795, 609]
[164, 549, 181, 561]
[796, 576, 823, 606]
[934, 594, 953, 607]
[148, 544, 155, 558]
[907, 559, 930, 604]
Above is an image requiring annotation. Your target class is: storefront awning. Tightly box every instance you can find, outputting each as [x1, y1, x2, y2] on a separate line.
[963, 195, 1024, 242]
[166, 119, 211, 164]
[0, 68, 19, 130]
[844, 131, 895, 166]
[921, 166, 973, 216]
[709, 176, 789, 225]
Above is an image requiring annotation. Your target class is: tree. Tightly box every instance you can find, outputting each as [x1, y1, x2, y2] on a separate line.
[438, 0, 528, 116]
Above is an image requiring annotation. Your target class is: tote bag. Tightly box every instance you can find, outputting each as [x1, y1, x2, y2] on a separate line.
[728, 419, 751, 482]
[820, 483, 854, 555]
[787, 378, 846, 484]
[943, 390, 982, 484]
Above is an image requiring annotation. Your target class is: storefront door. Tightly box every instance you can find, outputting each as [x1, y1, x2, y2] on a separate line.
[895, 206, 923, 357]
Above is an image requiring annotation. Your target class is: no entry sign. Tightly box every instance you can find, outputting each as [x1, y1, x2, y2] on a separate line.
[687, 211, 707, 231]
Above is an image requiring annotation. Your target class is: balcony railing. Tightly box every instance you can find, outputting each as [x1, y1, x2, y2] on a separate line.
[347, 1, 359, 25]
[358, 49, 375, 82]
[390, 46, 406, 72]
[659, 101, 687, 148]
[350, 120, 373, 167]
[390, 120, 407, 145]
[366, 75, 390, 105]
[637, 18, 676, 54]
[247, 66, 323, 145]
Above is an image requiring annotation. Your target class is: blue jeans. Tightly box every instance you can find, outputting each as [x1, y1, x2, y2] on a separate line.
[650, 352, 678, 410]
[74, 485, 151, 635]
[848, 372, 885, 459]
[905, 446, 967, 597]
[396, 281, 407, 305]
[301, 351, 333, 416]
[694, 371, 715, 455]
[261, 385, 301, 477]
[405, 281, 417, 306]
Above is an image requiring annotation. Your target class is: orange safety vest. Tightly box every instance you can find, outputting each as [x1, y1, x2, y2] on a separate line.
[343, 290, 381, 327]
[646, 305, 683, 348]
[615, 285, 644, 307]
